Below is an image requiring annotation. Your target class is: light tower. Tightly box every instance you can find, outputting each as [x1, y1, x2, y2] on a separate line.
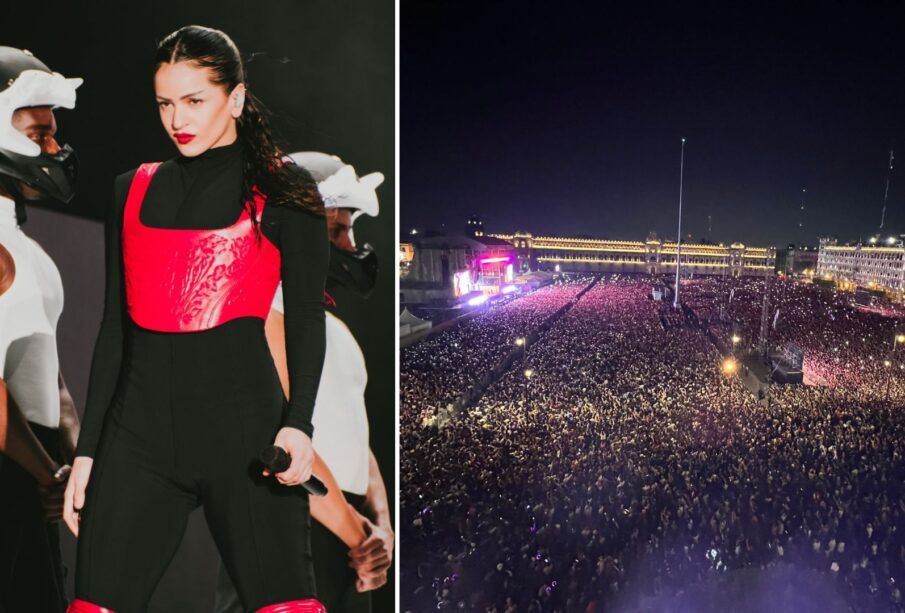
[880, 149, 894, 230]
[758, 265, 771, 357]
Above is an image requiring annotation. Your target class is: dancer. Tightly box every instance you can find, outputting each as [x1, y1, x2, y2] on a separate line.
[63, 26, 329, 612]
[0, 45, 82, 613]
[214, 153, 392, 613]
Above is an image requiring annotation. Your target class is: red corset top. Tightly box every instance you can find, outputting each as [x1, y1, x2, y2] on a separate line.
[122, 162, 281, 332]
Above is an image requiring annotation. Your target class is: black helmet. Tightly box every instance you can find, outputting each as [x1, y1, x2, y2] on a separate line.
[0, 46, 81, 204]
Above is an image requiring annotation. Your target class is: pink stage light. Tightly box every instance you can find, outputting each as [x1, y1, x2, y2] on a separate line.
[479, 256, 511, 265]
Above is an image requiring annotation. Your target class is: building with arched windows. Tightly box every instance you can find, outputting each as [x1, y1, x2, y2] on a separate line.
[816, 236, 905, 296]
[487, 231, 775, 276]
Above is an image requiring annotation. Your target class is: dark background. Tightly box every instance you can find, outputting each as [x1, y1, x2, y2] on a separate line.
[1, 1, 395, 610]
[402, 1, 905, 248]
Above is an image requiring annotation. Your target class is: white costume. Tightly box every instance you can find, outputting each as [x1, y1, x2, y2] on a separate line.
[0, 194, 63, 428]
[0, 50, 79, 429]
[272, 287, 370, 495]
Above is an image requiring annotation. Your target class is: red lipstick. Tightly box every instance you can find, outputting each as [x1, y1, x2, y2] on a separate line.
[174, 133, 195, 145]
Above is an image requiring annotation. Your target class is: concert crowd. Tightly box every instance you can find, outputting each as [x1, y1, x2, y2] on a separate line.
[401, 276, 905, 612]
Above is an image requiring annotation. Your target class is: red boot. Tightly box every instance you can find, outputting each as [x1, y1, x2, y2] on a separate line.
[67, 600, 116, 613]
[255, 600, 326, 613]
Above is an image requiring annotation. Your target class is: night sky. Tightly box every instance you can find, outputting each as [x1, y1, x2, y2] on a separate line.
[402, 2, 905, 248]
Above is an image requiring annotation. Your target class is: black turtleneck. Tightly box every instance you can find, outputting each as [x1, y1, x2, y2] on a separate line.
[76, 139, 328, 458]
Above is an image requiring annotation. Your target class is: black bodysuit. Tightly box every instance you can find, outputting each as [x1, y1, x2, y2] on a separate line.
[73, 140, 328, 612]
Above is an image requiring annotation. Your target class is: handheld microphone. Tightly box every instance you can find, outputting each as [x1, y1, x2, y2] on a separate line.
[259, 445, 328, 497]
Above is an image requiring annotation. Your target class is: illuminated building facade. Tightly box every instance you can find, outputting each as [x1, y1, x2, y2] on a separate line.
[399, 242, 415, 278]
[489, 232, 775, 277]
[817, 237, 905, 294]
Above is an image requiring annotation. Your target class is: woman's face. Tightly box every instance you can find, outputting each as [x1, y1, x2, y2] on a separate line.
[154, 61, 244, 157]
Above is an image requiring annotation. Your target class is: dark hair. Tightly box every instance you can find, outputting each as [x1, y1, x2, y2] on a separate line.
[155, 25, 324, 227]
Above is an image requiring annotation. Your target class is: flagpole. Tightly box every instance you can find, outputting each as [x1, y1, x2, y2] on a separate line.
[673, 138, 686, 309]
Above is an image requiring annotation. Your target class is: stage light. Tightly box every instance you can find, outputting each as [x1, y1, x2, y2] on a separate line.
[722, 358, 738, 375]
[731, 335, 741, 345]
[467, 294, 489, 306]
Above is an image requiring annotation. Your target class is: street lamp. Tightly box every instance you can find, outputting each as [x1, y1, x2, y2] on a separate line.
[514, 337, 525, 347]
[524, 368, 534, 379]
[722, 357, 738, 375]
[730, 334, 742, 359]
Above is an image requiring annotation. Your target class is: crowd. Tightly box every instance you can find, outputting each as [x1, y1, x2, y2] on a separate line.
[400, 277, 592, 425]
[682, 277, 905, 395]
[401, 275, 905, 612]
